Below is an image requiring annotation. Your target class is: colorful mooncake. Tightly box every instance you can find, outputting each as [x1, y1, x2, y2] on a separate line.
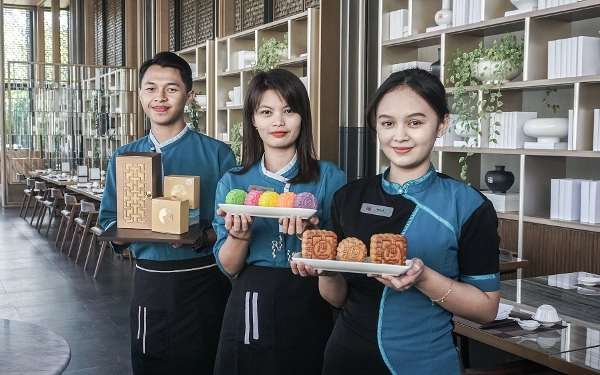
[258, 191, 279, 207]
[225, 189, 247, 205]
[293, 192, 317, 209]
[244, 190, 263, 206]
[275, 192, 296, 208]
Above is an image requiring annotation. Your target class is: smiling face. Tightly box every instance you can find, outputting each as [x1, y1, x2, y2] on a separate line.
[253, 89, 301, 154]
[138, 65, 193, 128]
[376, 88, 448, 184]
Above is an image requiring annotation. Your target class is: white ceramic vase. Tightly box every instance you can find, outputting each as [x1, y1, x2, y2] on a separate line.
[523, 118, 568, 143]
[473, 59, 521, 84]
[434, 0, 453, 26]
[194, 95, 207, 107]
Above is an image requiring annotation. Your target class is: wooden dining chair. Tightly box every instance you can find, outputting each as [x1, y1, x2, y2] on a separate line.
[29, 181, 48, 226]
[56, 194, 80, 251]
[37, 188, 65, 235]
[68, 200, 99, 264]
[19, 178, 37, 219]
[83, 224, 108, 278]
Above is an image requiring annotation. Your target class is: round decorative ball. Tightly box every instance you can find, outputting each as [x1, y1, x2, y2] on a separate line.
[485, 165, 515, 193]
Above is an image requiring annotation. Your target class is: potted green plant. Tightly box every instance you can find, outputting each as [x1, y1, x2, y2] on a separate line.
[252, 34, 288, 73]
[229, 121, 243, 164]
[188, 95, 205, 133]
[446, 32, 524, 180]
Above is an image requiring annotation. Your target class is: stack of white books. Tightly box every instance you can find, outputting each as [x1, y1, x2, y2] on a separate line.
[551, 178, 600, 223]
[188, 63, 197, 78]
[548, 36, 600, 79]
[391, 61, 432, 74]
[451, 0, 483, 28]
[537, 0, 578, 10]
[388, 9, 408, 39]
[236, 50, 255, 70]
[593, 109, 600, 151]
[489, 111, 537, 149]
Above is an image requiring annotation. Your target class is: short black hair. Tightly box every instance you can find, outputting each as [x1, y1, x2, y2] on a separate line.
[366, 68, 449, 131]
[139, 51, 193, 93]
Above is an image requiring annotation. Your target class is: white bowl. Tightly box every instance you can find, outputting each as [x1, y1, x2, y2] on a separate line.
[534, 304, 560, 322]
[523, 118, 568, 143]
[578, 276, 600, 287]
[518, 320, 540, 331]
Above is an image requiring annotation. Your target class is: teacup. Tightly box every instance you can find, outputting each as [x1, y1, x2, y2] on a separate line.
[533, 304, 560, 323]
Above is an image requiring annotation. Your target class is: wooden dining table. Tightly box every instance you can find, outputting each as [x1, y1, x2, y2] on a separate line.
[40, 175, 78, 186]
[66, 184, 104, 201]
[454, 272, 600, 374]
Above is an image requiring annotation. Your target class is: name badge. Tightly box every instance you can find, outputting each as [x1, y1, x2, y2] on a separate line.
[360, 203, 393, 217]
[248, 185, 274, 193]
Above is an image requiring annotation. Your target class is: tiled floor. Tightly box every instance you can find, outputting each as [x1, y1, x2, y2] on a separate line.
[0, 206, 134, 374]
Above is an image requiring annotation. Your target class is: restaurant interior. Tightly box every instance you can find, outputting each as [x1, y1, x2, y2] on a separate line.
[1, 0, 600, 374]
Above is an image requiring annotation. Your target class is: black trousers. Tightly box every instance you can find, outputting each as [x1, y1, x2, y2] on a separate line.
[131, 256, 231, 375]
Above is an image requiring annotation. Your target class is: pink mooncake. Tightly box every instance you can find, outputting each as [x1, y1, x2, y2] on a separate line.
[293, 192, 317, 209]
[258, 191, 279, 207]
[244, 190, 263, 206]
[276, 192, 296, 208]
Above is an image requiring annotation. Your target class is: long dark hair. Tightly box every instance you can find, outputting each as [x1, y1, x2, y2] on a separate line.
[234, 69, 319, 183]
[366, 68, 449, 131]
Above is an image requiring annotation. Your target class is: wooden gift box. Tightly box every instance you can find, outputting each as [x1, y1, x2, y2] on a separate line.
[116, 152, 162, 229]
[164, 175, 200, 209]
[152, 198, 189, 234]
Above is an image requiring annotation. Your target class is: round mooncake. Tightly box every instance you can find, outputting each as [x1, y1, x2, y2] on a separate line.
[258, 191, 279, 207]
[225, 189, 247, 205]
[275, 192, 296, 208]
[293, 192, 317, 209]
[244, 190, 263, 206]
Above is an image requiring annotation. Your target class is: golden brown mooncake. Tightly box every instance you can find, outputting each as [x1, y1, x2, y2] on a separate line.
[301, 230, 337, 260]
[369, 233, 407, 265]
[337, 237, 367, 262]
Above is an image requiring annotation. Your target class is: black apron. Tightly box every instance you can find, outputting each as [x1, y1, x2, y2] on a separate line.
[214, 265, 334, 375]
[130, 256, 231, 375]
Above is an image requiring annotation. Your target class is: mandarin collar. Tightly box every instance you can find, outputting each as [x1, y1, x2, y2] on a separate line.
[148, 125, 189, 152]
[259, 153, 299, 192]
[381, 163, 437, 195]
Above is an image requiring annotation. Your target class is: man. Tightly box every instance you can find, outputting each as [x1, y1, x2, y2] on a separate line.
[99, 51, 236, 374]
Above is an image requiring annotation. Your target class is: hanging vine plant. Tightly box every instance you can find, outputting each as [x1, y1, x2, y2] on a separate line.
[446, 33, 524, 181]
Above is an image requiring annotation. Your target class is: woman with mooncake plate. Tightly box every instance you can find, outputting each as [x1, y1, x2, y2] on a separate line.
[292, 68, 501, 375]
[212, 69, 346, 374]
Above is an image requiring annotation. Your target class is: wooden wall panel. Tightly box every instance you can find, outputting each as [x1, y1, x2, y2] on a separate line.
[498, 218, 518, 252]
[522, 223, 600, 277]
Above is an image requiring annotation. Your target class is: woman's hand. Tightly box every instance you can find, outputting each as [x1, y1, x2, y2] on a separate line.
[290, 257, 338, 278]
[369, 257, 424, 291]
[217, 207, 253, 233]
[279, 214, 319, 237]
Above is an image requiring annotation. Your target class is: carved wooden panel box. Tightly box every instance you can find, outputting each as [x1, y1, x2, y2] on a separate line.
[115, 152, 162, 229]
